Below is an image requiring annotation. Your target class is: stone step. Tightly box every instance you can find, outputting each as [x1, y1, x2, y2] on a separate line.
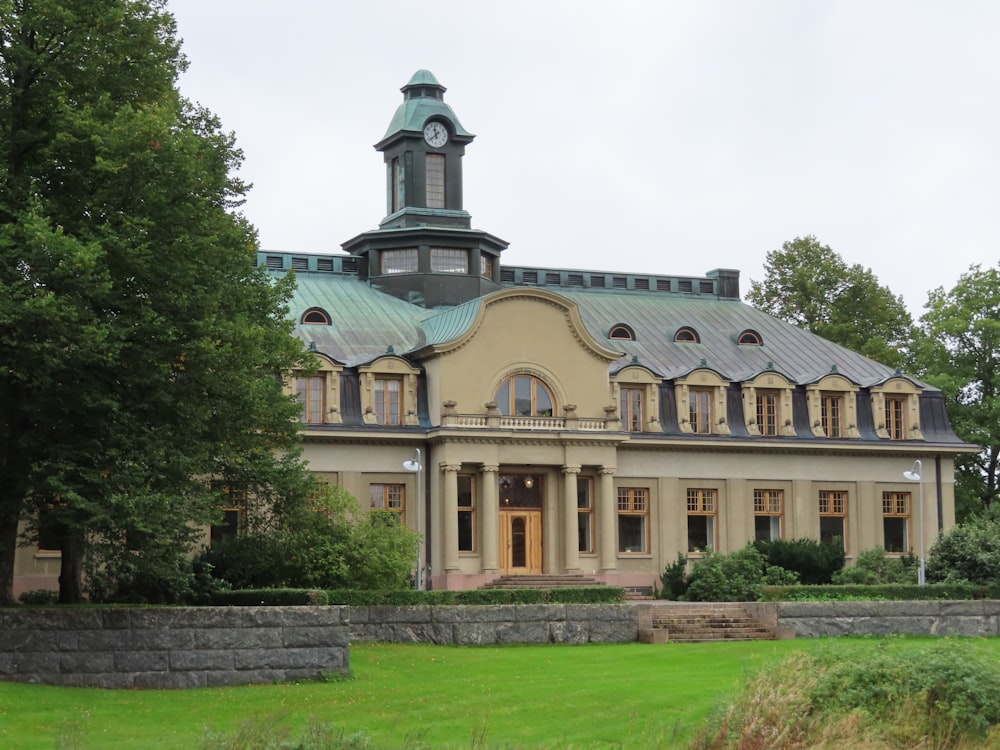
[481, 575, 603, 589]
[641, 603, 776, 643]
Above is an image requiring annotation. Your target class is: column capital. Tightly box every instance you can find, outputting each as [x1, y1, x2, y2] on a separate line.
[480, 464, 499, 474]
[599, 466, 617, 476]
[561, 465, 582, 476]
[440, 463, 462, 473]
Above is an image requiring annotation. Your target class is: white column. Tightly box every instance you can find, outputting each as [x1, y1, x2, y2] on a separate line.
[480, 464, 499, 573]
[599, 466, 617, 572]
[442, 464, 461, 572]
[562, 465, 581, 574]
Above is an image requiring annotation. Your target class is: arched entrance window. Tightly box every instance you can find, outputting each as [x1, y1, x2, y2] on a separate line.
[494, 375, 555, 417]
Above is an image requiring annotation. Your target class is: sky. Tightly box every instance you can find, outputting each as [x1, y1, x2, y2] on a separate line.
[167, 1, 999, 317]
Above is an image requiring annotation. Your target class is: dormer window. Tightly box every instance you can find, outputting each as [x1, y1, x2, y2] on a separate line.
[675, 369, 730, 435]
[738, 330, 763, 346]
[674, 327, 700, 343]
[806, 374, 860, 439]
[381, 248, 417, 274]
[359, 357, 421, 427]
[871, 378, 924, 441]
[608, 324, 635, 341]
[301, 308, 331, 325]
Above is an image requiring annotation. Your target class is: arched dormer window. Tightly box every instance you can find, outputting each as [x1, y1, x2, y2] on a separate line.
[608, 324, 635, 341]
[674, 327, 700, 343]
[301, 307, 331, 325]
[806, 373, 860, 439]
[738, 329, 762, 346]
[494, 375, 555, 417]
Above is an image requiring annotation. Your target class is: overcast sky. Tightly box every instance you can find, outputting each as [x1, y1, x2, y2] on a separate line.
[167, 1, 999, 317]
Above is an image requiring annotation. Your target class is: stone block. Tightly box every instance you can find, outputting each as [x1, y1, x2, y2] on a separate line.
[170, 649, 234, 671]
[13, 652, 60, 674]
[495, 621, 548, 644]
[588, 618, 636, 643]
[548, 621, 589, 644]
[433, 605, 513, 623]
[367, 605, 431, 623]
[115, 651, 169, 672]
[190, 626, 281, 650]
[454, 622, 499, 645]
[282, 626, 349, 648]
[208, 669, 286, 687]
[134, 670, 207, 690]
[60, 652, 115, 673]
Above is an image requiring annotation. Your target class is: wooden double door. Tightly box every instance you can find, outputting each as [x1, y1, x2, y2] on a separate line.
[500, 510, 542, 575]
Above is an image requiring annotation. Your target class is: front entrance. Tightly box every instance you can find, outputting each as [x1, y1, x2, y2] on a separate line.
[500, 510, 542, 574]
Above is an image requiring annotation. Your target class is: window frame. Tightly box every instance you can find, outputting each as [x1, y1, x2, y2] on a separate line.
[494, 374, 556, 417]
[370, 483, 405, 518]
[430, 247, 468, 274]
[820, 392, 843, 438]
[753, 488, 783, 542]
[686, 488, 718, 553]
[689, 388, 713, 434]
[578, 477, 595, 554]
[616, 487, 649, 554]
[458, 474, 476, 553]
[425, 153, 445, 208]
[882, 490, 911, 554]
[818, 489, 849, 551]
[620, 385, 644, 432]
[374, 376, 402, 426]
[380, 248, 418, 275]
[301, 307, 331, 325]
[295, 374, 325, 424]
[885, 396, 907, 440]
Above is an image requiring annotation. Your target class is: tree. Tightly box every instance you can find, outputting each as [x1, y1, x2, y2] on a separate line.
[747, 236, 913, 368]
[912, 264, 1000, 515]
[0, 1, 311, 603]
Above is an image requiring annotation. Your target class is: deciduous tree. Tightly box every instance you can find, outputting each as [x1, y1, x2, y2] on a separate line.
[0, 0, 311, 603]
[747, 236, 913, 368]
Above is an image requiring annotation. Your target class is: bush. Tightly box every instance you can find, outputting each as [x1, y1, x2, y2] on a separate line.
[18, 589, 59, 605]
[759, 582, 986, 601]
[684, 546, 797, 602]
[832, 547, 918, 585]
[927, 504, 1000, 585]
[655, 552, 689, 600]
[753, 537, 845, 584]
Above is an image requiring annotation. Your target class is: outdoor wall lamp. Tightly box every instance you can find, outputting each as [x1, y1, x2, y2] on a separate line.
[402, 449, 423, 590]
[902, 459, 926, 585]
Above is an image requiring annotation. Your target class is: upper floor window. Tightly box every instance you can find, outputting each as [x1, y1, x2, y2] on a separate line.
[807, 374, 859, 439]
[296, 375, 325, 424]
[481, 253, 493, 280]
[381, 248, 417, 275]
[390, 156, 403, 213]
[609, 324, 635, 341]
[885, 396, 906, 440]
[742, 371, 795, 438]
[689, 389, 713, 434]
[820, 393, 843, 437]
[738, 330, 763, 346]
[676, 369, 730, 436]
[494, 375, 554, 417]
[426, 153, 445, 208]
[301, 308, 331, 325]
[674, 327, 700, 343]
[374, 377, 402, 425]
[756, 391, 780, 436]
[620, 386, 644, 432]
[431, 247, 467, 273]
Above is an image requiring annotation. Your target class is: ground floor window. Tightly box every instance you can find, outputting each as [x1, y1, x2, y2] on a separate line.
[882, 491, 910, 553]
[753, 488, 783, 542]
[370, 483, 404, 522]
[819, 490, 848, 550]
[577, 477, 594, 553]
[617, 487, 648, 553]
[210, 508, 241, 550]
[687, 488, 717, 552]
[458, 474, 475, 552]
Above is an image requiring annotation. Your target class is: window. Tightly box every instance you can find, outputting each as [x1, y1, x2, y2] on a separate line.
[578, 477, 594, 553]
[430, 247, 467, 273]
[609, 324, 635, 341]
[820, 393, 843, 437]
[620, 386, 644, 432]
[687, 488, 717, 552]
[370, 483, 405, 517]
[295, 375, 325, 424]
[689, 389, 712, 434]
[674, 327, 700, 343]
[886, 397, 906, 440]
[494, 375, 554, 417]
[738, 330, 763, 346]
[882, 491, 910, 553]
[210, 509, 241, 550]
[617, 487, 648, 553]
[374, 377, 402, 425]
[755, 391, 779, 436]
[819, 490, 848, 550]
[381, 248, 417, 274]
[458, 475, 475, 552]
[481, 253, 493, 280]
[390, 156, 403, 213]
[426, 153, 445, 208]
[301, 308, 331, 325]
[753, 489, 783, 542]
[37, 507, 64, 554]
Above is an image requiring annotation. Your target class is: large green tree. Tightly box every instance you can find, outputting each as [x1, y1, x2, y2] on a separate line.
[913, 265, 1000, 516]
[0, 0, 311, 603]
[746, 236, 913, 368]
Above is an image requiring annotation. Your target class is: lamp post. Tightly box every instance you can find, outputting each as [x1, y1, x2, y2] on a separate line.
[403, 449, 423, 590]
[902, 459, 925, 585]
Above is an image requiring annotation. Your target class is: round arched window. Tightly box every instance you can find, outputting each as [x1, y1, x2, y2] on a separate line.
[301, 307, 331, 325]
[674, 327, 700, 343]
[494, 375, 555, 417]
[738, 330, 763, 346]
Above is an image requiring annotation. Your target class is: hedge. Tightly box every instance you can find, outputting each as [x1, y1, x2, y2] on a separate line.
[759, 583, 994, 602]
[208, 586, 625, 606]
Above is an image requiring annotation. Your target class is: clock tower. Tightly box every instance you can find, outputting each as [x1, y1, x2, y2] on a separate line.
[342, 71, 507, 308]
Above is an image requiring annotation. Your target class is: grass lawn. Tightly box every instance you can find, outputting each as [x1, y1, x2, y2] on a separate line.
[3, 638, 999, 749]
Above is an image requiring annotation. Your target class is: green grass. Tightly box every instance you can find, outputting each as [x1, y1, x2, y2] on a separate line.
[3, 639, 1000, 749]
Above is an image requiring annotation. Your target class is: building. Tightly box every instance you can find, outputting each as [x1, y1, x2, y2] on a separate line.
[12, 70, 973, 596]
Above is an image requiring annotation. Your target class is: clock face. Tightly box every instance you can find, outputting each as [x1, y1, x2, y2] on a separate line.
[423, 121, 448, 148]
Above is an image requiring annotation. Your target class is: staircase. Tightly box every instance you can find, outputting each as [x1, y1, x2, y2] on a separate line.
[481, 574, 603, 589]
[639, 603, 776, 643]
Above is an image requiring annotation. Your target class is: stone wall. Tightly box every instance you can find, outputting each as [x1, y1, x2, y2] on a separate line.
[0, 606, 349, 689]
[349, 603, 638, 644]
[745, 600, 1000, 638]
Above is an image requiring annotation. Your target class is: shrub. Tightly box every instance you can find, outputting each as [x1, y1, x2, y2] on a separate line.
[832, 547, 918, 585]
[18, 589, 59, 605]
[753, 537, 845, 584]
[759, 582, 985, 601]
[655, 552, 689, 600]
[684, 546, 797, 602]
[926, 504, 1000, 585]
